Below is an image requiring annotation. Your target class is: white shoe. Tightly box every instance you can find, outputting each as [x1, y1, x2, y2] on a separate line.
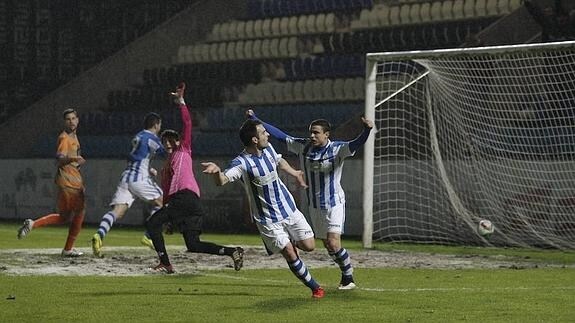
[17, 219, 34, 239]
[61, 249, 84, 257]
[338, 282, 357, 290]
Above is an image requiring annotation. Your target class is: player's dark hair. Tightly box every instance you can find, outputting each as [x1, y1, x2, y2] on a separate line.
[161, 129, 179, 142]
[239, 119, 262, 146]
[62, 108, 77, 119]
[309, 119, 331, 132]
[144, 112, 162, 129]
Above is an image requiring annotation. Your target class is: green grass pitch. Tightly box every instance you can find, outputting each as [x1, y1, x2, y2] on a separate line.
[1, 222, 574, 322]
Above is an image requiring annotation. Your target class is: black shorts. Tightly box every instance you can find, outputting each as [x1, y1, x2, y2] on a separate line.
[164, 190, 204, 232]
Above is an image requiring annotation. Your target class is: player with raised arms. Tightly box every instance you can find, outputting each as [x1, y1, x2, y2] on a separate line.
[247, 109, 373, 289]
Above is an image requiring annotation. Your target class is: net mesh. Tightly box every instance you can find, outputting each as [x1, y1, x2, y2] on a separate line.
[368, 42, 575, 248]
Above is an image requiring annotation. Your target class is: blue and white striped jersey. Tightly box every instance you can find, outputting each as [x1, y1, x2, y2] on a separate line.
[223, 144, 298, 224]
[121, 129, 165, 183]
[286, 138, 353, 209]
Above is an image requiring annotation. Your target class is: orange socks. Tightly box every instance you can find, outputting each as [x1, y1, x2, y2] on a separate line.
[64, 213, 84, 251]
[32, 213, 67, 228]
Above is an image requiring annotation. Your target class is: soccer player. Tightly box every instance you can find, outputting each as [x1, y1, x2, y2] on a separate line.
[17, 108, 86, 257]
[201, 118, 325, 299]
[146, 83, 244, 273]
[91, 112, 165, 258]
[247, 109, 373, 290]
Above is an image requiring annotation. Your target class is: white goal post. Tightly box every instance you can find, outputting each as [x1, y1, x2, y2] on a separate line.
[363, 41, 575, 249]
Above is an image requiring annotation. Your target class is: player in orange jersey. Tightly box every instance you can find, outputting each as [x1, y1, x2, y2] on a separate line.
[17, 108, 87, 257]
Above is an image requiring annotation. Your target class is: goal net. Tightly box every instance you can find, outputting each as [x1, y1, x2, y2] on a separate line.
[363, 41, 575, 249]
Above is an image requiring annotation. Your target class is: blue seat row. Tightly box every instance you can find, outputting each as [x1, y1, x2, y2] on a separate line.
[204, 103, 364, 131]
[283, 54, 364, 81]
[246, 0, 373, 20]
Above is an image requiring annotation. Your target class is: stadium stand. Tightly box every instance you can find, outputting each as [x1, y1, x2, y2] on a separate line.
[3, 0, 575, 159]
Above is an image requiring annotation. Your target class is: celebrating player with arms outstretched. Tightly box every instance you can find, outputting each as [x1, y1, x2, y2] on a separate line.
[248, 109, 373, 290]
[202, 118, 325, 298]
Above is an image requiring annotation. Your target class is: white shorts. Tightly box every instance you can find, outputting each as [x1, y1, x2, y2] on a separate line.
[309, 203, 346, 238]
[256, 210, 314, 255]
[110, 178, 162, 207]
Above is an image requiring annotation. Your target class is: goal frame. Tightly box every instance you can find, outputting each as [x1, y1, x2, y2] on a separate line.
[362, 40, 575, 248]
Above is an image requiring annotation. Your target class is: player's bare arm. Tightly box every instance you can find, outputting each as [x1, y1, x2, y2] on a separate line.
[201, 162, 229, 186]
[278, 158, 308, 188]
[170, 82, 186, 105]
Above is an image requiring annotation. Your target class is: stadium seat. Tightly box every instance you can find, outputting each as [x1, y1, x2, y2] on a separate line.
[292, 81, 305, 101]
[273, 61, 286, 79]
[288, 16, 299, 35]
[228, 20, 239, 40]
[453, 0, 465, 19]
[261, 0, 273, 18]
[409, 3, 421, 25]
[277, 0, 290, 17]
[399, 4, 411, 25]
[343, 78, 355, 100]
[218, 42, 228, 61]
[377, 5, 391, 26]
[297, 15, 308, 34]
[463, 0, 475, 18]
[486, 0, 498, 16]
[303, 80, 315, 101]
[332, 78, 345, 100]
[287, 37, 299, 57]
[236, 21, 246, 39]
[220, 22, 231, 41]
[253, 19, 264, 38]
[282, 81, 294, 102]
[262, 18, 272, 37]
[321, 79, 334, 101]
[271, 17, 281, 36]
[269, 38, 280, 57]
[244, 20, 255, 39]
[475, 0, 487, 17]
[279, 17, 290, 35]
[353, 77, 364, 100]
[354, 8, 370, 29]
[226, 42, 236, 60]
[420, 2, 431, 22]
[312, 36, 325, 54]
[316, 13, 326, 33]
[278, 37, 288, 58]
[243, 40, 254, 59]
[252, 39, 263, 59]
[442, 1, 454, 21]
[306, 14, 318, 34]
[200, 44, 211, 62]
[261, 38, 271, 58]
[312, 79, 324, 101]
[324, 13, 336, 32]
[389, 6, 400, 25]
[508, 0, 521, 11]
[235, 40, 245, 60]
[246, 0, 263, 19]
[272, 81, 284, 102]
[366, 8, 380, 27]
[209, 43, 219, 62]
[430, 1, 443, 21]
[210, 23, 222, 41]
